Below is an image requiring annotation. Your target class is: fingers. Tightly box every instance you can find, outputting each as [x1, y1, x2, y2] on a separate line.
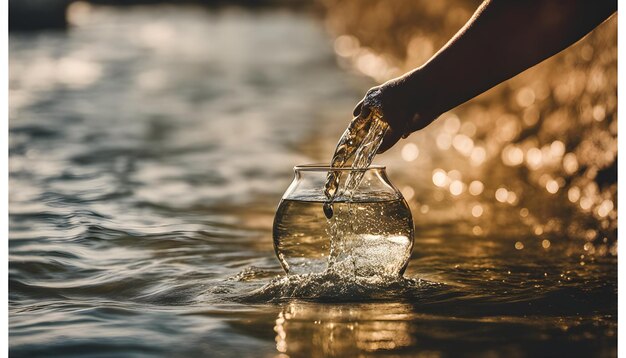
[377, 127, 403, 154]
[352, 100, 371, 119]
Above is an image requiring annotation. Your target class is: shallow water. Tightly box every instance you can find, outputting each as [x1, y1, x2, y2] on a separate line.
[9, 5, 616, 357]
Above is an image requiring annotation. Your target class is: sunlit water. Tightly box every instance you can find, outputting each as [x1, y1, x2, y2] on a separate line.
[9, 4, 616, 357]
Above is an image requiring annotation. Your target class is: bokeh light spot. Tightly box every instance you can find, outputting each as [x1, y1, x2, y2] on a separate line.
[471, 204, 483, 218]
[432, 169, 448, 187]
[546, 180, 559, 194]
[495, 188, 508, 203]
[449, 180, 464, 196]
[401, 143, 419, 162]
[468, 181, 484, 196]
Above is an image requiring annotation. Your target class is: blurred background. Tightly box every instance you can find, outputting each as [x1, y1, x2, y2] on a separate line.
[9, 0, 616, 357]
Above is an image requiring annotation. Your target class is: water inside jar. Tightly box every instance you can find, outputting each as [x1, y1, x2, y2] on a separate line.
[273, 191, 413, 276]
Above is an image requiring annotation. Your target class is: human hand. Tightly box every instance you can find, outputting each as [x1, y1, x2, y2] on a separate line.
[352, 73, 441, 153]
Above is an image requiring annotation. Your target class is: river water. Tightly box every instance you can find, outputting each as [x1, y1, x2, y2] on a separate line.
[9, 4, 616, 357]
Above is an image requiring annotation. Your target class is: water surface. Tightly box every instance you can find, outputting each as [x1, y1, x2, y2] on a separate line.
[9, 5, 616, 357]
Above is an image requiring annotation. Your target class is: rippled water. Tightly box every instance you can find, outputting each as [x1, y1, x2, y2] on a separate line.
[9, 4, 616, 357]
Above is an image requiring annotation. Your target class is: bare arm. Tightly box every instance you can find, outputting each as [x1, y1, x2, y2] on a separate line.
[354, 0, 617, 152]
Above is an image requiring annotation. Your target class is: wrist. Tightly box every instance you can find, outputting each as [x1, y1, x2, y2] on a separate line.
[382, 69, 446, 134]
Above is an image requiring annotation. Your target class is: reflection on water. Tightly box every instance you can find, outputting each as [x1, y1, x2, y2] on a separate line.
[269, 298, 616, 357]
[9, 2, 616, 357]
[275, 302, 416, 356]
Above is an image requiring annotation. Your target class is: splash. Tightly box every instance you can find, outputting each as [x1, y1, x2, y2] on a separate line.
[241, 270, 438, 303]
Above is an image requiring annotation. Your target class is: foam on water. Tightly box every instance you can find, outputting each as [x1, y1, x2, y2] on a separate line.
[240, 270, 438, 303]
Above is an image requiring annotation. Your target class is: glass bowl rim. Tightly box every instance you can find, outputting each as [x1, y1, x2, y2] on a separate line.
[294, 163, 386, 172]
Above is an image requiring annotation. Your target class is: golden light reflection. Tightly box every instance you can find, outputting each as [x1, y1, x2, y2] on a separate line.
[567, 186, 581, 203]
[273, 302, 417, 357]
[436, 133, 452, 150]
[501, 144, 524, 166]
[452, 134, 473, 156]
[523, 107, 541, 126]
[592, 105, 606, 122]
[516, 87, 536, 107]
[597, 199, 614, 218]
[495, 188, 508, 203]
[449, 180, 464, 196]
[525, 148, 543, 169]
[401, 143, 420, 162]
[468, 181, 484, 196]
[550, 141, 566, 158]
[580, 197, 593, 211]
[563, 153, 579, 174]
[495, 114, 520, 142]
[432, 169, 448, 187]
[460, 121, 477, 136]
[448, 169, 462, 181]
[443, 114, 461, 134]
[471, 204, 483, 218]
[546, 180, 559, 194]
[469, 146, 486, 166]
[506, 191, 518, 205]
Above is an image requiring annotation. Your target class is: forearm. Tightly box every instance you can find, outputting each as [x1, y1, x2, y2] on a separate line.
[403, 0, 616, 117]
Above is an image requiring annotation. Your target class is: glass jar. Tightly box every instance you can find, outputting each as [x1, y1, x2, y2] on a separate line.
[273, 164, 414, 277]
